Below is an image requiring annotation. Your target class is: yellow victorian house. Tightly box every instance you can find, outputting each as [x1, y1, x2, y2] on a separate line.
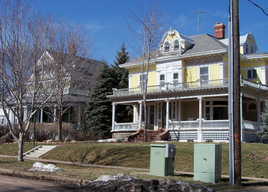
[109, 22, 268, 143]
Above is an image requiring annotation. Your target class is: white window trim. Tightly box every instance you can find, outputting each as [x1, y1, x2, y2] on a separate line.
[163, 40, 171, 52]
[250, 44, 255, 54]
[172, 38, 180, 51]
[199, 65, 210, 81]
[245, 42, 249, 54]
[247, 68, 258, 79]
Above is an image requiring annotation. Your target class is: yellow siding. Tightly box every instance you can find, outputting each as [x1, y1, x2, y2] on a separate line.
[148, 72, 157, 86]
[240, 69, 247, 79]
[129, 68, 141, 74]
[129, 65, 156, 75]
[210, 65, 220, 80]
[185, 67, 199, 82]
[131, 74, 139, 88]
[241, 60, 265, 68]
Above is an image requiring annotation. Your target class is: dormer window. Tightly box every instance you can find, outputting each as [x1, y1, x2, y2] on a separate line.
[173, 40, 179, 50]
[245, 43, 249, 54]
[164, 41, 170, 52]
[251, 44, 255, 54]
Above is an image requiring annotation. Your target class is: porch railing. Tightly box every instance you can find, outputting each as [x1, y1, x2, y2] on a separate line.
[113, 122, 139, 131]
[112, 78, 229, 96]
[112, 77, 268, 97]
[113, 119, 259, 132]
[242, 120, 259, 130]
[169, 119, 229, 130]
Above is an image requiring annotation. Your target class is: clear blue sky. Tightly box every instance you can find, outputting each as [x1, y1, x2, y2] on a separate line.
[32, 0, 268, 64]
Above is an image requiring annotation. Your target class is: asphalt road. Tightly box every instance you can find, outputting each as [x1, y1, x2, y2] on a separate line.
[0, 175, 76, 192]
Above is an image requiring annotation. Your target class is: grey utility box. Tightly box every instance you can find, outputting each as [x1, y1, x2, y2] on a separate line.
[150, 144, 176, 176]
[194, 144, 222, 183]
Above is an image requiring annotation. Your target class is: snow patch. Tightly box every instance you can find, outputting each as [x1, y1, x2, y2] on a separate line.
[97, 138, 118, 143]
[28, 162, 63, 172]
[93, 173, 137, 182]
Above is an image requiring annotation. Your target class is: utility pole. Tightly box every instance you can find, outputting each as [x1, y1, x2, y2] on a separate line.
[228, 0, 234, 186]
[232, 0, 241, 186]
[194, 11, 206, 34]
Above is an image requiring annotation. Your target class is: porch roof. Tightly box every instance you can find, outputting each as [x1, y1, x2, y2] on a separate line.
[108, 78, 268, 102]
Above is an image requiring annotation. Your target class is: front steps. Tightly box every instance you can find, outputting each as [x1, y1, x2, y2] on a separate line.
[23, 145, 57, 158]
[126, 130, 169, 142]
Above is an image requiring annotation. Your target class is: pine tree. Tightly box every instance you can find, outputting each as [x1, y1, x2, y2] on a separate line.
[257, 102, 268, 142]
[85, 61, 115, 139]
[112, 43, 133, 123]
[113, 42, 130, 89]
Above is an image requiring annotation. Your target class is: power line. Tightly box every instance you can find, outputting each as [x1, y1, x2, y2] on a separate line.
[248, 0, 268, 16]
[193, 11, 206, 35]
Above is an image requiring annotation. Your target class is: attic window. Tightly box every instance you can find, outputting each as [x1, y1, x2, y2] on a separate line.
[245, 43, 249, 54]
[164, 41, 170, 52]
[173, 40, 179, 50]
[251, 44, 255, 54]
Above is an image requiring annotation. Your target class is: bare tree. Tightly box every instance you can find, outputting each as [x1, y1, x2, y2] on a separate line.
[39, 21, 96, 141]
[0, 0, 56, 161]
[126, 0, 168, 141]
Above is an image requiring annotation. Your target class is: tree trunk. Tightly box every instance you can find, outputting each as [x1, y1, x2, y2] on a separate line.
[58, 114, 63, 141]
[17, 132, 24, 162]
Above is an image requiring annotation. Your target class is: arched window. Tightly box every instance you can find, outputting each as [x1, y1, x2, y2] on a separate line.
[251, 44, 255, 54]
[245, 43, 249, 54]
[173, 40, 179, 50]
[164, 41, 170, 52]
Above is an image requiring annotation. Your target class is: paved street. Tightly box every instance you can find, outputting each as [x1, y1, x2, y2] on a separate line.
[0, 175, 75, 192]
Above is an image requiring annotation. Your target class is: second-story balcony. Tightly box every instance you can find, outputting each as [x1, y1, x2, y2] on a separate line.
[111, 76, 268, 97]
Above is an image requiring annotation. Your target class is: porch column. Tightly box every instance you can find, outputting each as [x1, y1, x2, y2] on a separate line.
[53, 107, 57, 122]
[198, 97, 203, 142]
[261, 67, 267, 85]
[40, 108, 43, 123]
[133, 105, 137, 123]
[9, 108, 14, 124]
[139, 101, 142, 129]
[257, 93, 261, 125]
[23, 107, 27, 122]
[68, 107, 71, 123]
[78, 104, 81, 130]
[154, 102, 157, 130]
[112, 103, 116, 131]
[178, 100, 181, 128]
[166, 98, 169, 130]
[240, 93, 244, 142]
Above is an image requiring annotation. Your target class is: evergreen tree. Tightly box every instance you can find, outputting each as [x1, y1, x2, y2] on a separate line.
[257, 102, 268, 142]
[112, 43, 133, 123]
[113, 42, 130, 89]
[85, 60, 115, 139]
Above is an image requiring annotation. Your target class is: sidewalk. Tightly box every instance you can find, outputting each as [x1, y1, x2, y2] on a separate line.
[1, 154, 268, 191]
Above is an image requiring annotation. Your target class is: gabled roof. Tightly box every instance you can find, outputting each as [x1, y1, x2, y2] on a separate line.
[220, 33, 258, 51]
[37, 49, 101, 77]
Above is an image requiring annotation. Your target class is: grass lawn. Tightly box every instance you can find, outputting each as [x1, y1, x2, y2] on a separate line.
[0, 141, 268, 191]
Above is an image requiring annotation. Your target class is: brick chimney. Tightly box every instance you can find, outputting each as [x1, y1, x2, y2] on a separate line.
[214, 22, 226, 39]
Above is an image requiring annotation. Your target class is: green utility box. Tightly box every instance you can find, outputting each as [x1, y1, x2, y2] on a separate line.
[194, 144, 222, 183]
[150, 144, 176, 176]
